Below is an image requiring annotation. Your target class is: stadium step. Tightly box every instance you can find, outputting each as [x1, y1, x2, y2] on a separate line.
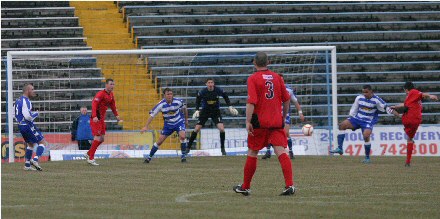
[86, 38, 133, 44]
[84, 33, 131, 39]
[71, 1, 167, 145]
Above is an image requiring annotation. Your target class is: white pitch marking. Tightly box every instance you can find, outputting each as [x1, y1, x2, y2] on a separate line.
[2, 205, 39, 208]
[175, 191, 229, 203]
[175, 188, 432, 204]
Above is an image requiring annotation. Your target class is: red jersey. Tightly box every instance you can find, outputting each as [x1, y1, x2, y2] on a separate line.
[402, 89, 423, 123]
[92, 89, 118, 121]
[247, 69, 290, 128]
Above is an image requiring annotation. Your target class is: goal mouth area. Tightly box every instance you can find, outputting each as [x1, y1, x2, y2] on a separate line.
[5, 46, 338, 163]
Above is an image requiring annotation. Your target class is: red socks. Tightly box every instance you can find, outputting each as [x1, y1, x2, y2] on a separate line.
[242, 153, 294, 189]
[278, 153, 294, 187]
[88, 140, 102, 160]
[406, 142, 414, 164]
[242, 156, 257, 189]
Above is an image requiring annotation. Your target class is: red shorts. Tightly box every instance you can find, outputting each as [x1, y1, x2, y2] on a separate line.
[403, 120, 420, 139]
[248, 128, 287, 151]
[90, 119, 106, 136]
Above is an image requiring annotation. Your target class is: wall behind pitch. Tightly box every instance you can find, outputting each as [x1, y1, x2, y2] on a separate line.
[201, 126, 440, 156]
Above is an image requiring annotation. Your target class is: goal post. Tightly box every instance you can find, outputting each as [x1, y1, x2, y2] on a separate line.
[5, 46, 337, 163]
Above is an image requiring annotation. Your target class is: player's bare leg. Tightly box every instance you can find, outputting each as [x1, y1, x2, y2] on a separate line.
[178, 130, 188, 162]
[186, 124, 202, 154]
[234, 149, 258, 196]
[85, 135, 104, 166]
[329, 119, 355, 155]
[274, 146, 295, 195]
[144, 134, 167, 163]
[217, 123, 227, 155]
[362, 129, 372, 164]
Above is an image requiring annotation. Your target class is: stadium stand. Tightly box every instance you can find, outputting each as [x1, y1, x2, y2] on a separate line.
[2, 1, 440, 135]
[69, 1, 160, 132]
[118, 1, 440, 126]
[1, 1, 103, 132]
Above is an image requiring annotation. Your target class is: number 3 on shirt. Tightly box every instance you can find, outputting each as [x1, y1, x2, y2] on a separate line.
[265, 81, 274, 99]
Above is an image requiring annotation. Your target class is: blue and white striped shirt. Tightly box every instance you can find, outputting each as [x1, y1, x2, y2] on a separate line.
[349, 94, 394, 124]
[282, 86, 298, 113]
[286, 86, 298, 104]
[14, 96, 38, 125]
[150, 98, 186, 127]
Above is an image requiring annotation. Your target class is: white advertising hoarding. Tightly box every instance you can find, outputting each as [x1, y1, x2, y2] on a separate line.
[200, 126, 440, 156]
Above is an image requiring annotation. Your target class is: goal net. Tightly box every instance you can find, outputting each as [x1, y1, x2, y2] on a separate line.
[3, 47, 337, 163]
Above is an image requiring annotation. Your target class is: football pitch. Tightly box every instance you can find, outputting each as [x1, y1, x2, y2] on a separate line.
[2, 156, 440, 218]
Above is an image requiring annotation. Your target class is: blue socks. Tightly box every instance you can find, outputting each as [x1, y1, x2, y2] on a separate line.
[287, 138, 293, 152]
[149, 143, 159, 158]
[25, 147, 33, 167]
[266, 144, 272, 154]
[33, 144, 45, 162]
[337, 133, 345, 150]
[181, 142, 187, 158]
[148, 142, 188, 160]
[364, 143, 371, 159]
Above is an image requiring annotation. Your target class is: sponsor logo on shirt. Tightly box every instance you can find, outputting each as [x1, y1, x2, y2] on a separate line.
[262, 74, 273, 80]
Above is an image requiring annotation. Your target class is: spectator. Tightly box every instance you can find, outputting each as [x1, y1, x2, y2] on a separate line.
[71, 106, 93, 150]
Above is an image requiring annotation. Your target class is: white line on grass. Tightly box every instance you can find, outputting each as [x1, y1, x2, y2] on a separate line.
[2, 205, 40, 208]
[175, 190, 433, 203]
[175, 191, 230, 203]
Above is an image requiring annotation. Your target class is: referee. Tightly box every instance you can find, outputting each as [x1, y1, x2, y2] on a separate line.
[186, 78, 238, 155]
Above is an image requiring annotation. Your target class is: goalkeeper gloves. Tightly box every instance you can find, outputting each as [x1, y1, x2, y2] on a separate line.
[192, 110, 200, 119]
[228, 106, 238, 116]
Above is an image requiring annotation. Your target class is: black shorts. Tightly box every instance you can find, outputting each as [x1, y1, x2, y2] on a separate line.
[197, 109, 223, 126]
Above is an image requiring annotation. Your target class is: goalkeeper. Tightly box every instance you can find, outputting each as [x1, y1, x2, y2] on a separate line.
[186, 78, 238, 155]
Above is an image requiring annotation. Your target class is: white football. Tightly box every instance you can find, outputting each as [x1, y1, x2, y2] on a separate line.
[302, 124, 314, 136]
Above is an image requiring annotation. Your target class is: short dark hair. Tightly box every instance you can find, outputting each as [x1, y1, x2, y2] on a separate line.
[106, 78, 114, 84]
[404, 81, 415, 90]
[254, 52, 269, 67]
[22, 83, 33, 93]
[80, 106, 87, 109]
[163, 88, 172, 94]
[206, 78, 214, 83]
[363, 85, 372, 91]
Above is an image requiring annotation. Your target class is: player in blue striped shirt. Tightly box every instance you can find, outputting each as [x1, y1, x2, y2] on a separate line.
[330, 85, 401, 163]
[141, 88, 189, 163]
[14, 84, 46, 171]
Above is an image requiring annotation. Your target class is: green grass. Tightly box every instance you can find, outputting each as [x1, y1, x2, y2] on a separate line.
[2, 156, 440, 218]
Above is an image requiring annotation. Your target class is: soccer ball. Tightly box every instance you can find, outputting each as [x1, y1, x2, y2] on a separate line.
[302, 124, 314, 136]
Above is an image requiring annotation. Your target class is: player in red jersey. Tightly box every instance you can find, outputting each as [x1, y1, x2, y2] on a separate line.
[391, 82, 438, 167]
[84, 79, 122, 166]
[233, 52, 295, 196]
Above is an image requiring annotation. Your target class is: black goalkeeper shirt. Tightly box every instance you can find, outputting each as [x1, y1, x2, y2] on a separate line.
[196, 87, 231, 111]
